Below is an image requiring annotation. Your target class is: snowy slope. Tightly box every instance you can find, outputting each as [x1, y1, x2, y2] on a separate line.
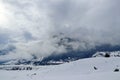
[0, 57, 120, 80]
[93, 51, 120, 57]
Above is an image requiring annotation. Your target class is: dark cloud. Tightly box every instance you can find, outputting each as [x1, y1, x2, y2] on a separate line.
[0, 0, 120, 61]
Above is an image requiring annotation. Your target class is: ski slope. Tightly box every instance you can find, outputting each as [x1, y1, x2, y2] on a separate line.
[0, 57, 120, 80]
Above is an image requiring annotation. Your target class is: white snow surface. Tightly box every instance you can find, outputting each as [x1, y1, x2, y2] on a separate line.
[93, 51, 120, 57]
[0, 57, 120, 80]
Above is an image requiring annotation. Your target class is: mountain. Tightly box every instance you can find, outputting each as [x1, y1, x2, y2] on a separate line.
[1, 34, 120, 65]
[0, 57, 120, 80]
[93, 51, 120, 57]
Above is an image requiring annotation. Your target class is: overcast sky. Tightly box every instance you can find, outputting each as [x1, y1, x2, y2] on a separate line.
[0, 0, 120, 61]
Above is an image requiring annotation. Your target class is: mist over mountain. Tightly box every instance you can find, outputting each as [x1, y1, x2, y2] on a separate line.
[1, 34, 120, 65]
[0, 0, 120, 64]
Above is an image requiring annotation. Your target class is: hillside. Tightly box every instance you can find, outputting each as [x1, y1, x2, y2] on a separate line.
[0, 57, 120, 80]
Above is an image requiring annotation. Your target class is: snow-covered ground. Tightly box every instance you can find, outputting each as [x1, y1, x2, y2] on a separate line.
[93, 51, 120, 57]
[0, 57, 120, 80]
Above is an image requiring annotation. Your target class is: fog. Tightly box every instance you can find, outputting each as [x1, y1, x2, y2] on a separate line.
[0, 0, 120, 61]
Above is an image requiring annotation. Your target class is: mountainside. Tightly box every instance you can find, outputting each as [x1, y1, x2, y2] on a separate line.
[93, 51, 120, 57]
[1, 34, 120, 65]
[1, 48, 120, 65]
[0, 57, 120, 80]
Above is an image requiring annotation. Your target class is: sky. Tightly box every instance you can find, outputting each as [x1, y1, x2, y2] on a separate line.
[0, 0, 120, 61]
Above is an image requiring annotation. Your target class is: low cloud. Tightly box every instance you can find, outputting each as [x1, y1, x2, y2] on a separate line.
[0, 0, 120, 61]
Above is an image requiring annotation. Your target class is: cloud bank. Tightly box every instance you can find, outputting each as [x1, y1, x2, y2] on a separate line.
[0, 0, 120, 61]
